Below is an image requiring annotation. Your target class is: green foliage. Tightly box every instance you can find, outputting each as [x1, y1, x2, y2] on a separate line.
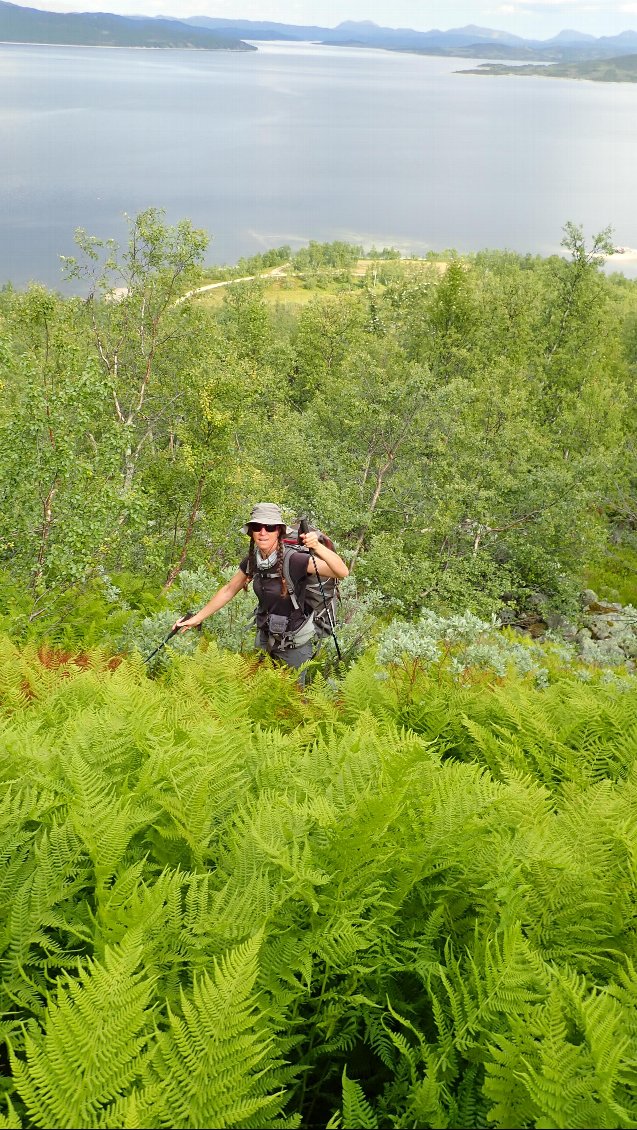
[366, 245, 401, 260]
[235, 245, 292, 276]
[292, 240, 363, 271]
[1, 638, 637, 1126]
[584, 541, 637, 606]
[3, 217, 636, 625]
[12, 935, 153, 1128]
[4, 215, 637, 1127]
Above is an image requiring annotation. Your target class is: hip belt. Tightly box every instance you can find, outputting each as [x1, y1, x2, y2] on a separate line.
[261, 611, 315, 650]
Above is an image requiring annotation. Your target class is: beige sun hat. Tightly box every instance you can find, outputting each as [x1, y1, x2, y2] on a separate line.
[240, 503, 294, 535]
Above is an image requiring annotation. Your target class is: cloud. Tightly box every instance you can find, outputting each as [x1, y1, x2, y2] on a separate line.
[495, 1, 625, 9]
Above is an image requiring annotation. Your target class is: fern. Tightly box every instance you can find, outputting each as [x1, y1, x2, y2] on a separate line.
[11, 935, 154, 1129]
[427, 926, 545, 1063]
[142, 933, 300, 1129]
[0, 1097, 22, 1129]
[484, 975, 637, 1129]
[339, 1069, 378, 1129]
[136, 719, 250, 867]
[63, 751, 155, 896]
[3, 637, 637, 1127]
[4, 819, 92, 1005]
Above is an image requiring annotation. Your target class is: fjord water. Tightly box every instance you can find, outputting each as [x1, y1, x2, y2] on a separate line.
[2, 39, 637, 289]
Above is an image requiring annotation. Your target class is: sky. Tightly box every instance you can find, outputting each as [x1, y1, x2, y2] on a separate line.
[11, 2, 637, 41]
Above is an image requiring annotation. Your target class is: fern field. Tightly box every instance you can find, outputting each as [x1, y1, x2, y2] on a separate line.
[1, 635, 637, 1129]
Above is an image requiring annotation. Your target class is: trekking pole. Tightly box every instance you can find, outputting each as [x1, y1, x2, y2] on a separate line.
[298, 518, 343, 662]
[143, 611, 195, 664]
[314, 565, 342, 662]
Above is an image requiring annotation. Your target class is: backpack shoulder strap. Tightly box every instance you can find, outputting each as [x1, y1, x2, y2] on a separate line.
[282, 545, 302, 610]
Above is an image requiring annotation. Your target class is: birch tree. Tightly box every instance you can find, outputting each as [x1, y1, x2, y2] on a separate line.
[62, 208, 208, 497]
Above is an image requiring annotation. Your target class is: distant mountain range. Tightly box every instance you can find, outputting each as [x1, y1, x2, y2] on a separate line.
[2, 3, 637, 63]
[184, 16, 637, 62]
[0, 1, 255, 50]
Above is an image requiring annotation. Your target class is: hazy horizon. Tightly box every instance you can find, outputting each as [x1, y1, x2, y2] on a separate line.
[3, 1, 637, 42]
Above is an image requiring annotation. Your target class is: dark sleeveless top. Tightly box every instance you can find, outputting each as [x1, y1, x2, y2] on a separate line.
[239, 550, 310, 632]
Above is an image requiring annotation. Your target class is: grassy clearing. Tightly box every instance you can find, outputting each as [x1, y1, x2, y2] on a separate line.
[193, 275, 319, 309]
[192, 257, 450, 309]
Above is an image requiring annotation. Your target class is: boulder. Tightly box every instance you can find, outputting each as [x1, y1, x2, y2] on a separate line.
[579, 589, 598, 609]
[546, 612, 577, 640]
[587, 617, 613, 641]
[497, 606, 518, 626]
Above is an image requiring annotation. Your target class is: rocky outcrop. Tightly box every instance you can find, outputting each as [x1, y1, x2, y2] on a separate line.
[573, 591, 637, 667]
[500, 590, 637, 668]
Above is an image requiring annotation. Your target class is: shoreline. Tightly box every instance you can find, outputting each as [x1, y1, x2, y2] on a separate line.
[0, 40, 254, 52]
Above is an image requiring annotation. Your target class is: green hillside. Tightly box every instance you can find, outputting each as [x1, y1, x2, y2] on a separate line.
[0, 0, 254, 50]
[462, 52, 637, 81]
[2, 210, 637, 1127]
[2, 212, 637, 643]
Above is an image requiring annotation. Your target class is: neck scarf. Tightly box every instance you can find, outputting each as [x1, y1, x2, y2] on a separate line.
[256, 547, 278, 571]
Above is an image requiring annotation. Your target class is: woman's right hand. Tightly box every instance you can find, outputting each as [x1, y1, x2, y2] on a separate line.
[173, 613, 200, 632]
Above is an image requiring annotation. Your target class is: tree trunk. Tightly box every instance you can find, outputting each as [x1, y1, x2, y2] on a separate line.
[31, 479, 58, 592]
[350, 454, 395, 572]
[162, 474, 206, 592]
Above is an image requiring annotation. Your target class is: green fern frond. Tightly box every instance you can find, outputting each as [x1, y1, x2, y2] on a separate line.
[63, 752, 154, 893]
[558, 969, 637, 1123]
[260, 931, 314, 993]
[167, 646, 251, 724]
[250, 725, 308, 794]
[0, 787, 40, 923]
[92, 866, 182, 970]
[431, 926, 545, 1055]
[485, 1028, 543, 1129]
[340, 656, 394, 725]
[445, 1062, 488, 1130]
[137, 720, 250, 866]
[486, 976, 637, 1130]
[5, 820, 92, 989]
[92, 1084, 166, 1129]
[340, 1069, 378, 1130]
[11, 935, 154, 1129]
[144, 933, 299, 1129]
[407, 1074, 451, 1130]
[208, 871, 276, 945]
[311, 921, 375, 970]
[461, 715, 526, 781]
[610, 959, 637, 1039]
[0, 1096, 22, 1129]
[362, 1008, 398, 1070]
[60, 705, 147, 782]
[518, 988, 604, 1129]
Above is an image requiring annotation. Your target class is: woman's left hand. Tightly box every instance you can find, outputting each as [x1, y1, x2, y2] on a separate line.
[300, 530, 320, 551]
[301, 531, 349, 580]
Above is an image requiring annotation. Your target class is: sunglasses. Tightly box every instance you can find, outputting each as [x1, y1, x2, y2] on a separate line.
[248, 523, 279, 533]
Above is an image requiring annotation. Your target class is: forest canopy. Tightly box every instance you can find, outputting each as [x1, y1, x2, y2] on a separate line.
[1, 210, 636, 646]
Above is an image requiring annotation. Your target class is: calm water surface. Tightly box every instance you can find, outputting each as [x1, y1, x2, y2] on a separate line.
[1, 40, 637, 289]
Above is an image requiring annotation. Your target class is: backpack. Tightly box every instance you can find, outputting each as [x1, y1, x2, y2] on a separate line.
[281, 527, 341, 640]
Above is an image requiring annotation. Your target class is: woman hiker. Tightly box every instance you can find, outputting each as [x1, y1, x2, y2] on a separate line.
[174, 503, 349, 682]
